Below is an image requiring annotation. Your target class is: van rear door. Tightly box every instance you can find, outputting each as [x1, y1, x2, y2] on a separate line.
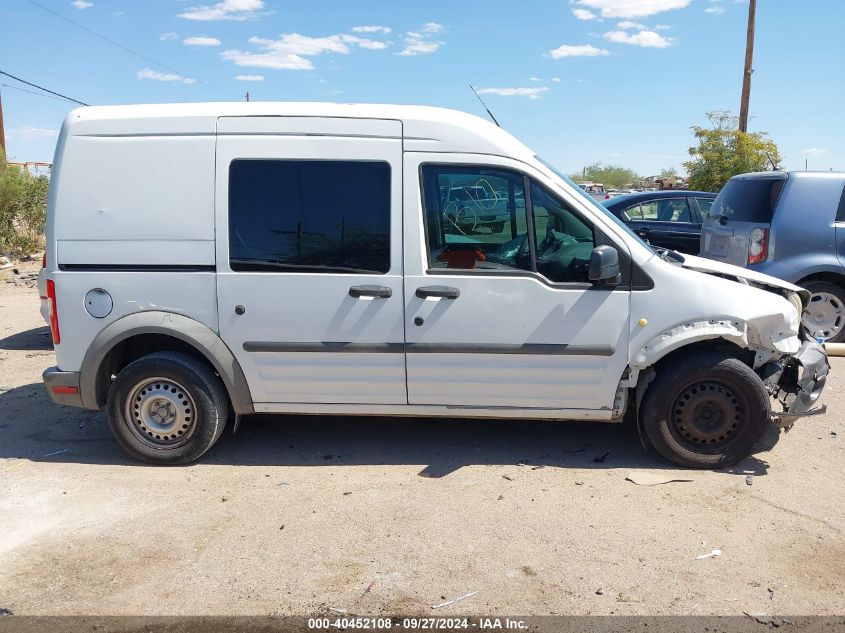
[700, 174, 787, 267]
[215, 116, 407, 406]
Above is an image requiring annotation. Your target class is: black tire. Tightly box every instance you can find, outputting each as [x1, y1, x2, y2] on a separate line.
[641, 352, 770, 469]
[800, 280, 845, 343]
[106, 351, 229, 465]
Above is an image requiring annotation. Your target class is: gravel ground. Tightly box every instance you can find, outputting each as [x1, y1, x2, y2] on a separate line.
[0, 261, 843, 617]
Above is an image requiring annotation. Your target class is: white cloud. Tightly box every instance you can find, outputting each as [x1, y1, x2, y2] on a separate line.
[235, 74, 264, 81]
[351, 25, 391, 34]
[551, 77, 561, 82]
[398, 24, 445, 56]
[137, 67, 196, 84]
[529, 76, 541, 82]
[547, 44, 610, 58]
[604, 29, 674, 47]
[572, 8, 598, 20]
[179, 0, 263, 21]
[71, 0, 93, 9]
[476, 87, 550, 100]
[7, 126, 60, 140]
[705, 6, 725, 13]
[222, 32, 388, 70]
[574, 0, 691, 19]
[421, 22, 444, 34]
[160, 32, 179, 40]
[183, 36, 222, 46]
[801, 148, 827, 157]
[617, 20, 646, 29]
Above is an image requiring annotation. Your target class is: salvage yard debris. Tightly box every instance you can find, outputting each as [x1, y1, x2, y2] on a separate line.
[696, 549, 722, 560]
[431, 591, 478, 610]
[625, 471, 693, 486]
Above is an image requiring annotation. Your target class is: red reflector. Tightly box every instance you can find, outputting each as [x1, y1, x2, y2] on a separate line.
[47, 279, 60, 345]
[52, 386, 78, 395]
[42, 253, 47, 269]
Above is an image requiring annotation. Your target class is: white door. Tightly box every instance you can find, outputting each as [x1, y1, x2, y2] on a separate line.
[215, 116, 406, 404]
[403, 154, 631, 411]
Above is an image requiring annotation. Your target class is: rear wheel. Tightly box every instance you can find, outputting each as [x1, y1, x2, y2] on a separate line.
[106, 351, 228, 464]
[641, 352, 770, 469]
[801, 281, 845, 343]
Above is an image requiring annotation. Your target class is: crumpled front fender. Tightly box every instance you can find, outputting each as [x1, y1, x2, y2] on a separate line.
[630, 316, 801, 371]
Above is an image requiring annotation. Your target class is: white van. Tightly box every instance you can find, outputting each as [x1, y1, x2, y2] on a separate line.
[41, 103, 828, 468]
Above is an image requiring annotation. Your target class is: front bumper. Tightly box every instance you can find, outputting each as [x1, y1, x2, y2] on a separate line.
[762, 341, 829, 426]
[42, 367, 84, 408]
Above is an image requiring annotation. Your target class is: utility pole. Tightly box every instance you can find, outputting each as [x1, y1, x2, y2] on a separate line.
[245, 91, 250, 102]
[0, 86, 6, 156]
[738, 0, 756, 132]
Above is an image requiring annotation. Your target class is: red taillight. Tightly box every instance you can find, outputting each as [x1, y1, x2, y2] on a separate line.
[747, 228, 769, 265]
[604, 194, 610, 200]
[47, 279, 60, 344]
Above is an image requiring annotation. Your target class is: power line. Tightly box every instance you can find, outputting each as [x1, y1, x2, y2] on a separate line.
[26, 0, 239, 98]
[2, 83, 67, 103]
[0, 70, 88, 106]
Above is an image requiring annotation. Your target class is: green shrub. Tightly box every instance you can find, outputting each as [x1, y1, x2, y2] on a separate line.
[0, 148, 49, 257]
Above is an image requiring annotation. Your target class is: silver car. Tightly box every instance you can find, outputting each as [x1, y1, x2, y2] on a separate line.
[701, 171, 845, 342]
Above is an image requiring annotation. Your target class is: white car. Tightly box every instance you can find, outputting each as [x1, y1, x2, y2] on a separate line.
[41, 102, 828, 468]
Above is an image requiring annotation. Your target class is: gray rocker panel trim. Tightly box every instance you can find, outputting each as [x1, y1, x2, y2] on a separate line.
[79, 311, 254, 414]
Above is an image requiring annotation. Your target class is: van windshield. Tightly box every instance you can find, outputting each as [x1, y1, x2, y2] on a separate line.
[711, 176, 786, 223]
[534, 155, 653, 253]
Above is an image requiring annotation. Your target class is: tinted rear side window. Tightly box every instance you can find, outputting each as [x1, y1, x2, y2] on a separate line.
[711, 177, 786, 223]
[229, 160, 390, 273]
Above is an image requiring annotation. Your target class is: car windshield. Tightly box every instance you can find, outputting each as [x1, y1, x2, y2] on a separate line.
[534, 156, 654, 253]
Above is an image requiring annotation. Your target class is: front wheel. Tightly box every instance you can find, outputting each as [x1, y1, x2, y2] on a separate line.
[641, 353, 771, 469]
[106, 351, 229, 465]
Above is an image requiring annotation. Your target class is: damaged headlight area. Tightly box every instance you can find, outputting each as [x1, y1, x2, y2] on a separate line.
[758, 341, 829, 429]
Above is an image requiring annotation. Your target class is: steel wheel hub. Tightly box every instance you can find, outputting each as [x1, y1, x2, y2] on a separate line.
[802, 292, 844, 340]
[125, 377, 197, 447]
[672, 381, 741, 449]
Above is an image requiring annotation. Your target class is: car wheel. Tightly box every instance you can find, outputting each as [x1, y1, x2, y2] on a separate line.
[800, 281, 845, 343]
[106, 351, 229, 465]
[641, 352, 770, 469]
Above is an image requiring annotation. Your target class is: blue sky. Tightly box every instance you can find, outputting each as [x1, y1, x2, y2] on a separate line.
[2, 0, 843, 176]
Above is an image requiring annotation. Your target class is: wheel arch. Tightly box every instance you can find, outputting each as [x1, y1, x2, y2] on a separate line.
[796, 270, 845, 288]
[632, 337, 754, 446]
[79, 311, 254, 414]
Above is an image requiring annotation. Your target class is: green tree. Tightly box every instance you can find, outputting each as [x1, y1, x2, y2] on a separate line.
[574, 162, 640, 189]
[659, 167, 679, 179]
[0, 148, 49, 256]
[684, 111, 781, 192]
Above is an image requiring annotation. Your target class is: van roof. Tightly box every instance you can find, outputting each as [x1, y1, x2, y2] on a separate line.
[61, 101, 536, 160]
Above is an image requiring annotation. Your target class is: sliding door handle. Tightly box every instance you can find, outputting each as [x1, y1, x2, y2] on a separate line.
[416, 286, 460, 300]
[349, 285, 392, 299]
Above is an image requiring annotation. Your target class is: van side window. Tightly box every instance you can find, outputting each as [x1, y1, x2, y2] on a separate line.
[530, 182, 596, 284]
[421, 165, 598, 285]
[228, 160, 390, 274]
[421, 166, 531, 273]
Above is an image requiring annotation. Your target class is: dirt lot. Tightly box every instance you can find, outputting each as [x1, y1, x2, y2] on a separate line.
[0, 260, 843, 617]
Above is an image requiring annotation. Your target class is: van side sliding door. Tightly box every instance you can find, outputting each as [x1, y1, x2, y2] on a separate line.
[215, 117, 407, 405]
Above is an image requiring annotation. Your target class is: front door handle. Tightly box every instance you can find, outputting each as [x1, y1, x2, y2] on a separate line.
[416, 286, 460, 300]
[349, 285, 392, 299]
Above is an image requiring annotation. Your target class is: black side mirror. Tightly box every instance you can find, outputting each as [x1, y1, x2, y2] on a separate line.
[588, 245, 621, 285]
